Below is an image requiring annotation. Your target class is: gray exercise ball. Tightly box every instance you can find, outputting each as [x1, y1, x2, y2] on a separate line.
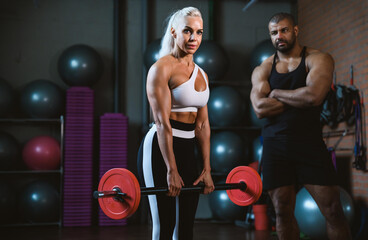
[58, 44, 104, 87]
[207, 86, 245, 127]
[209, 180, 247, 221]
[250, 39, 275, 70]
[252, 136, 263, 162]
[194, 40, 229, 81]
[210, 131, 244, 173]
[144, 38, 161, 69]
[295, 187, 354, 239]
[20, 79, 65, 118]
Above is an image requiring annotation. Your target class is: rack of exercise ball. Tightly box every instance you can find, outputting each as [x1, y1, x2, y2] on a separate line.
[0, 35, 109, 226]
[203, 39, 270, 223]
[0, 44, 101, 227]
[0, 116, 64, 227]
[0, 69, 65, 226]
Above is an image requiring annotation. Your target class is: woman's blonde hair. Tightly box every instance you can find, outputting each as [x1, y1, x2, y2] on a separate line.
[158, 7, 202, 58]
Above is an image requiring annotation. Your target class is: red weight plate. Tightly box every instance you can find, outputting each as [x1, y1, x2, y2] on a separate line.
[226, 166, 263, 206]
[98, 168, 141, 219]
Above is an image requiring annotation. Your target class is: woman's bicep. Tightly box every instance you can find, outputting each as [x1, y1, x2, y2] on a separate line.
[196, 105, 209, 124]
[195, 106, 210, 142]
[146, 65, 172, 124]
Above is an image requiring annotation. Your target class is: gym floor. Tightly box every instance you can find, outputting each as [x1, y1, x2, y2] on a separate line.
[2, 221, 277, 240]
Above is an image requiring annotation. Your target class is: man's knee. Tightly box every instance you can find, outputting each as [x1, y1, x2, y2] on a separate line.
[269, 186, 297, 219]
[273, 200, 295, 219]
[320, 200, 345, 222]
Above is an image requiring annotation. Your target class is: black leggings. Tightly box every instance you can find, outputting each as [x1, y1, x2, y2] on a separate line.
[137, 120, 200, 240]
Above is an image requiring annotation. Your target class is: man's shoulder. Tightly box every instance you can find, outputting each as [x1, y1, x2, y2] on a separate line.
[259, 55, 274, 70]
[305, 47, 332, 59]
[304, 47, 334, 70]
[252, 57, 273, 78]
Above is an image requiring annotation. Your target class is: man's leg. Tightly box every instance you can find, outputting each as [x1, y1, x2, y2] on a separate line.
[268, 185, 299, 240]
[304, 184, 352, 240]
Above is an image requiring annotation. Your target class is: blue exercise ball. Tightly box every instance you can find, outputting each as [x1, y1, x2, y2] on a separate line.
[58, 44, 104, 86]
[194, 40, 229, 81]
[208, 86, 245, 127]
[209, 181, 247, 221]
[0, 131, 21, 170]
[250, 39, 275, 70]
[0, 78, 16, 118]
[210, 131, 244, 173]
[20, 79, 65, 118]
[144, 38, 161, 69]
[295, 187, 355, 239]
[252, 135, 263, 162]
[19, 180, 59, 223]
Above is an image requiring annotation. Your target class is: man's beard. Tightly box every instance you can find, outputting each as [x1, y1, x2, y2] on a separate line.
[275, 37, 296, 53]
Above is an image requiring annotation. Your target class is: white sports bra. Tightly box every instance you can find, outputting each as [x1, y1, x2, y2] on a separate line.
[171, 64, 209, 112]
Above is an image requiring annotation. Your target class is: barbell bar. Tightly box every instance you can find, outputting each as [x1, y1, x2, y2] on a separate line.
[94, 182, 247, 198]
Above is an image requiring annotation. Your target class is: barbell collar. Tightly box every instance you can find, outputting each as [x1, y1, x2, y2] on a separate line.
[93, 187, 126, 199]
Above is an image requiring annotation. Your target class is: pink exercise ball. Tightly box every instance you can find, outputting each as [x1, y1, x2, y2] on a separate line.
[22, 136, 61, 170]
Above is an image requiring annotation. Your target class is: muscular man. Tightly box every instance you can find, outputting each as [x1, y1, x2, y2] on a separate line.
[250, 12, 352, 240]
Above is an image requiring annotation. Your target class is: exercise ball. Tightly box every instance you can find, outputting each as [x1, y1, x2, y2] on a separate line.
[22, 135, 61, 170]
[249, 102, 267, 128]
[210, 131, 244, 173]
[20, 79, 65, 118]
[250, 39, 275, 70]
[58, 44, 104, 86]
[209, 181, 247, 221]
[0, 78, 16, 117]
[352, 203, 368, 240]
[252, 136, 263, 162]
[19, 180, 59, 223]
[0, 182, 17, 223]
[208, 86, 245, 127]
[194, 40, 229, 81]
[144, 38, 161, 69]
[295, 187, 355, 239]
[0, 131, 21, 170]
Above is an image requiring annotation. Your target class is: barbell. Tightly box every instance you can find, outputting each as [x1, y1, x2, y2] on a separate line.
[94, 166, 262, 220]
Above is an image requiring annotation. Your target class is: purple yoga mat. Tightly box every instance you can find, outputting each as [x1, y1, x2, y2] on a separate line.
[98, 113, 129, 226]
[63, 87, 94, 227]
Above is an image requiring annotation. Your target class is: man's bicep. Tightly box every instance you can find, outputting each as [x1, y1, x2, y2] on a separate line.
[306, 53, 334, 101]
[251, 66, 271, 100]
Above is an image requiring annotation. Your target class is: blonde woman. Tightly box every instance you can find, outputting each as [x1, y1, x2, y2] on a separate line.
[137, 6, 214, 240]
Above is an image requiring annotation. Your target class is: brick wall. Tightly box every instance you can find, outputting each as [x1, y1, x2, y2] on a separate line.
[298, 0, 368, 203]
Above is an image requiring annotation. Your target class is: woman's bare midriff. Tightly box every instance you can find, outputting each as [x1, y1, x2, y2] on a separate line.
[170, 112, 197, 124]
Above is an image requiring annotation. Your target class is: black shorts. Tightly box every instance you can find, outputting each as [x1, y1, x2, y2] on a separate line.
[261, 137, 338, 191]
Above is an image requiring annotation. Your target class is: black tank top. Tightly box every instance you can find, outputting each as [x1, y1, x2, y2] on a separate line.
[262, 47, 323, 140]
